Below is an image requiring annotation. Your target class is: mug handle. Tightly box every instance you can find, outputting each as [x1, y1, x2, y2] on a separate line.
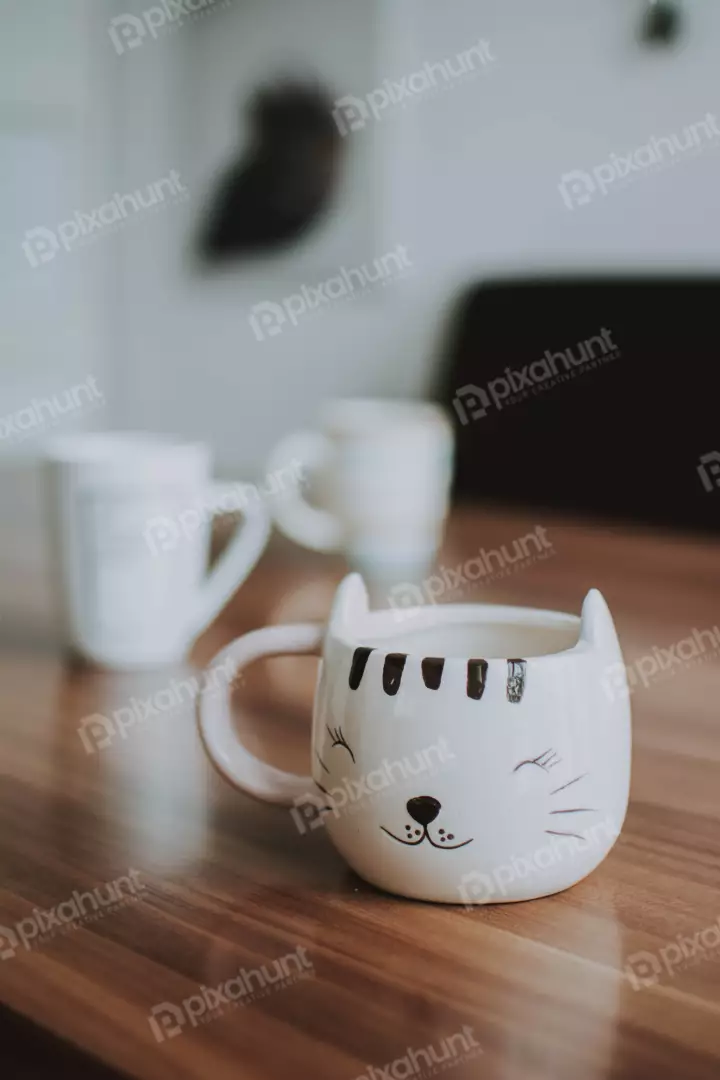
[197, 622, 324, 804]
[265, 431, 343, 553]
[187, 483, 272, 642]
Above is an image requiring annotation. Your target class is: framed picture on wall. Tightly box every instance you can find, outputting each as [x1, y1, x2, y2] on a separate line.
[171, 0, 386, 282]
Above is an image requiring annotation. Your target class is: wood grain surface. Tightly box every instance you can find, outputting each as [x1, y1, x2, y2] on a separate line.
[1, 503, 719, 1079]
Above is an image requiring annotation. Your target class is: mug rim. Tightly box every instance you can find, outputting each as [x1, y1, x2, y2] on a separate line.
[43, 430, 209, 464]
[328, 600, 586, 662]
[42, 431, 212, 487]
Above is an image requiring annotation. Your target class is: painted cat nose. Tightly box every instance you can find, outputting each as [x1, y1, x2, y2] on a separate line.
[406, 796, 441, 826]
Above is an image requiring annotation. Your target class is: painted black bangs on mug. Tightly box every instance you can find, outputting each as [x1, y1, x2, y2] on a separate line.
[348, 647, 527, 703]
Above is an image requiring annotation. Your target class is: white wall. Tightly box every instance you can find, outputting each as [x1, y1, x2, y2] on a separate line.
[0, 0, 121, 603]
[0, 0, 117, 459]
[394, 0, 720, 272]
[16, 0, 720, 475]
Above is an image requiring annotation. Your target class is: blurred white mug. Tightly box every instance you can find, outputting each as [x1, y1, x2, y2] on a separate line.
[265, 399, 454, 579]
[43, 432, 271, 669]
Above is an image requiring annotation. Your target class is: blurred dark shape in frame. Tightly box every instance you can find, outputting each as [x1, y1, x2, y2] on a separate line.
[198, 79, 344, 261]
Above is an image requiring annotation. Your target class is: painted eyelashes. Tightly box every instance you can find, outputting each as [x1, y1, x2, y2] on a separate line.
[327, 725, 355, 763]
[348, 647, 526, 702]
[514, 748, 561, 773]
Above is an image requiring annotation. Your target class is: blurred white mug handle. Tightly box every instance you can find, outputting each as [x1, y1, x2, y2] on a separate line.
[187, 483, 271, 642]
[265, 430, 343, 553]
[197, 622, 324, 804]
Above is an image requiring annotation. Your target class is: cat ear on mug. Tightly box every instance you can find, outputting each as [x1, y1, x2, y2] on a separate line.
[329, 573, 369, 637]
[579, 589, 620, 652]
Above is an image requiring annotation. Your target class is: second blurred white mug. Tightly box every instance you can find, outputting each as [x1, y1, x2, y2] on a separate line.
[44, 432, 271, 669]
[265, 399, 454, 578]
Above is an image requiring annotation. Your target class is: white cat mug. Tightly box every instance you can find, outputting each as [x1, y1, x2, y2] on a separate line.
[197, 575, 631, 904]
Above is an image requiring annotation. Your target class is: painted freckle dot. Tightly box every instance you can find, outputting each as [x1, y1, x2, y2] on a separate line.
[438, 829, 445, 835]
[414, 829, 422, 836]
[447, 834, 455, 841]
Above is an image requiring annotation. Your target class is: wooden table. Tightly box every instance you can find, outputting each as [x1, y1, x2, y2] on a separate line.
[2, 505, 720, 1079]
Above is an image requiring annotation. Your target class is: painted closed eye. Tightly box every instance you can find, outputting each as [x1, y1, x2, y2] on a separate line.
[327, 725, 355, 763]
[513, 748, 561, 773]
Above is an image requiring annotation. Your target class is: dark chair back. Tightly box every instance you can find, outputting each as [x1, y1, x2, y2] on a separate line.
[436, 277, 720, 533]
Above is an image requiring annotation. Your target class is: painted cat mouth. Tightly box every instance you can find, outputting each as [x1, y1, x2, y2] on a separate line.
[380, 825, 473, 850]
